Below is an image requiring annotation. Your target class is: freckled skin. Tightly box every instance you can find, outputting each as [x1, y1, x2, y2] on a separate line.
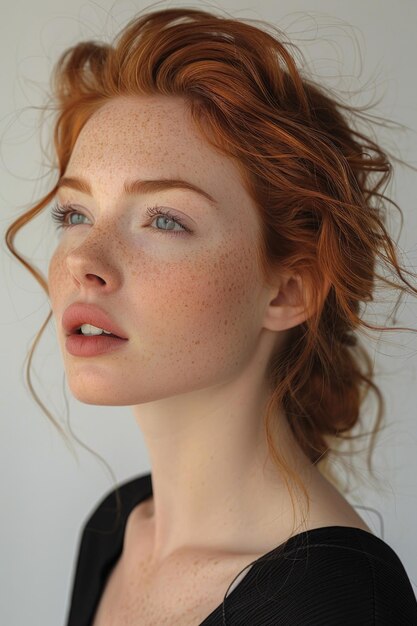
[48, 95, 351, 624]
[48, 95, 267, 407]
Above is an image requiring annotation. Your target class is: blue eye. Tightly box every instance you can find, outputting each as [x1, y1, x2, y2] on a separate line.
[144, 205, 190, 236]
[51, 202, 90, 228]
[50, 202, 192, 236]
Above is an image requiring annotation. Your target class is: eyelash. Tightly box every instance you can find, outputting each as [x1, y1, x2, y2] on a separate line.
[50, 202, 191, 237]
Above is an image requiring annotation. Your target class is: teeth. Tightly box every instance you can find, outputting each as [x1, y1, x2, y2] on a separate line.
[79, 323, 112, 336]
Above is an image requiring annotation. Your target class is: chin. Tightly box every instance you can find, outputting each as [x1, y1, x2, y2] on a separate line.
[67, 380, 129, 406]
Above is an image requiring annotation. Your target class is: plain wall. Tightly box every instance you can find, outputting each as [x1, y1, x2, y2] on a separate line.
[1, 1, 416, 624]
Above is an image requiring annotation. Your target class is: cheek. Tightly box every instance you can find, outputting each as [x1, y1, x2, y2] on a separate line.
[47, 250, 66, 306]
[135, 238, 261, 368]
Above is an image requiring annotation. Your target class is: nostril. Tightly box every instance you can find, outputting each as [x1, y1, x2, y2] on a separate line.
[86, 274, 106, 285]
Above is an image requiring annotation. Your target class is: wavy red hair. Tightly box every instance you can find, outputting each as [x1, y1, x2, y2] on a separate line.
[6, 6, 417, 532]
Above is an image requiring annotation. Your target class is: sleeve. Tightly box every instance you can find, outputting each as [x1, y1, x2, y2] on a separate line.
[220, 540, 417, 625]
[64, 484, 127, 626]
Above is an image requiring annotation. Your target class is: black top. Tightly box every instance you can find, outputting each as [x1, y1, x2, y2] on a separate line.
[65, 471, 417, 625]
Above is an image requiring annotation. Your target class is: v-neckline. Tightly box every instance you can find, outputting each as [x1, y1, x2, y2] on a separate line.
[93, 472, 387, 626]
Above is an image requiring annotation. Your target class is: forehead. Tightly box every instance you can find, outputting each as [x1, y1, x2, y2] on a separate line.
[65, 95, 247, 206]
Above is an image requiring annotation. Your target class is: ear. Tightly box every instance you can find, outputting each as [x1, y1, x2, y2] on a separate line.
[262, 272, 331, 333]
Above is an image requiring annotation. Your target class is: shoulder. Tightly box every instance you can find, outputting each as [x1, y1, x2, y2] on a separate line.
[81, 471, 152, 537]
[65, 472, 152, 625]
[224, 527, 417, 625]
[68, 472, 151, 587]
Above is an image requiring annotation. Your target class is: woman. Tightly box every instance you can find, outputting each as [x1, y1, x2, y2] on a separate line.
[6, 6, 417, 625]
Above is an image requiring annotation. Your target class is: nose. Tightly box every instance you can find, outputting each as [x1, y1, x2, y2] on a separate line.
[65, 235, 123, 293]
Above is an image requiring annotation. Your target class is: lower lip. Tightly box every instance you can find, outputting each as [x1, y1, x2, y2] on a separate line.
[65, 334, 128, 357]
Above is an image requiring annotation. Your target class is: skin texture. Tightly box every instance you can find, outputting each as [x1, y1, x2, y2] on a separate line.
[48, 95, 329, 573]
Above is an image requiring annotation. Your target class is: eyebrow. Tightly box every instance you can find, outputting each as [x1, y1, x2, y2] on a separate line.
[56, 175, 218, 208]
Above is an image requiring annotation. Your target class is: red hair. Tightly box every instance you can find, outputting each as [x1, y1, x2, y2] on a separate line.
[6, 6, 417, 531]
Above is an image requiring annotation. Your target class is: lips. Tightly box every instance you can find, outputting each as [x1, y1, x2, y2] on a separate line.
[62, 302, 128, 339]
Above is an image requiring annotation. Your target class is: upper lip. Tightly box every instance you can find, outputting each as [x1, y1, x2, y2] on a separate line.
[62, 302, 129, 339]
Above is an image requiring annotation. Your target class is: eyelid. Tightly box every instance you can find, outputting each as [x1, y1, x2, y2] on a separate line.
[60, 201, 92, 220]
[55, 197, 195, 221]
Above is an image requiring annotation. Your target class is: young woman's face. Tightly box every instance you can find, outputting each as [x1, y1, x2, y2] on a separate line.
[48, 95, 270, 405]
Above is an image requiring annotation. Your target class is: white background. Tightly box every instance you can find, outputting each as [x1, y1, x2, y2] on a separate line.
[1, 1, 416, 624]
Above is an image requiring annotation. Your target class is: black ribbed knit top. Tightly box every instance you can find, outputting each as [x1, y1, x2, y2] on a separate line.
[65, 472, 417, 625]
